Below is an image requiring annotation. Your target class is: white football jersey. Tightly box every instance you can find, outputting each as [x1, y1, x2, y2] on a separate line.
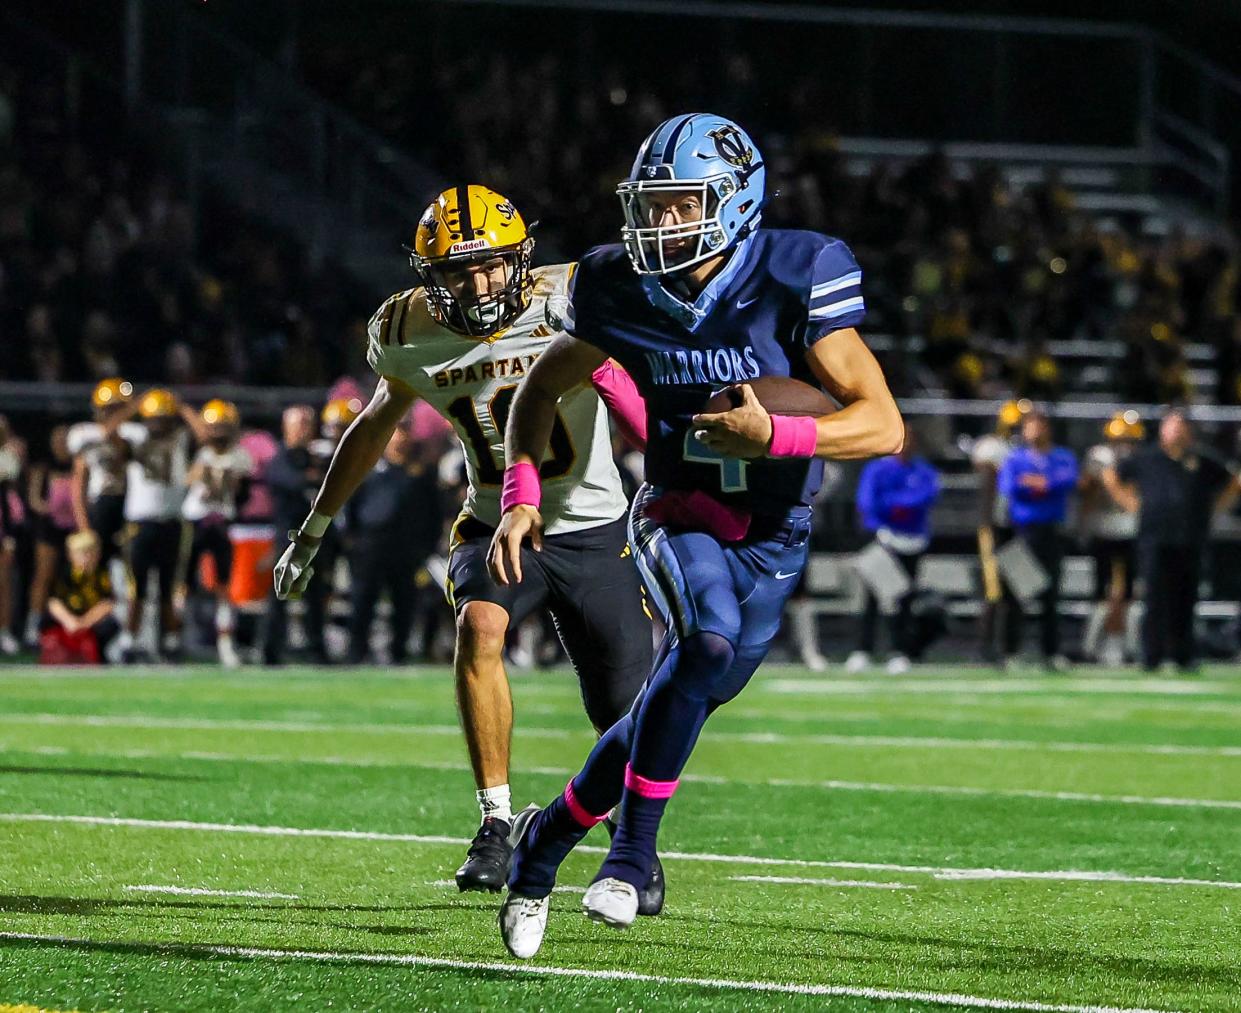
[68, 421, 146, 500]
[183, 444, 254, 522]
[123, 427, 190, 522]
[1084, 442, 1138, 540]
[366, 264, 627, 535]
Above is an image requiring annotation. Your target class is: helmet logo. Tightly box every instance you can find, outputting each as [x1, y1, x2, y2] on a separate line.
[495, 201, 516, 222]
[707, 126, 754, 171]
[706, 125, 763, 187]
[449, 238, 490, 254]
[423, 215, 440, 240]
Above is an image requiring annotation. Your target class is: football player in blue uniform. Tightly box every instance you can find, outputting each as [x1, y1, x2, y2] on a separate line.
[487, 114, 903, 956]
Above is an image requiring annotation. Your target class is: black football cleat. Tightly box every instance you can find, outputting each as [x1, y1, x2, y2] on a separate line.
[603, 816, 665, 916]
[455, 816, 513, 893]
[638, 850, 665, 916]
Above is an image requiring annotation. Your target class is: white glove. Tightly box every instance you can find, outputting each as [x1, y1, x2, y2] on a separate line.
[273, 534, 319, 600]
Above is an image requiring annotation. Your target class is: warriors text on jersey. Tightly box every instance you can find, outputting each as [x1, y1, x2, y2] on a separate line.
[366, 263, 627, 535]
[564, 230, 865, 515]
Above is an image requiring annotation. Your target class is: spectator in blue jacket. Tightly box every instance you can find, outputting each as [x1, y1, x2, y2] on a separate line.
[997, 410, 1079, 669]
[848, 430, 941, 674]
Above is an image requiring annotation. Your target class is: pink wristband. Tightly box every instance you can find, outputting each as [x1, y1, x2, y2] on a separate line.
[767, 414, 818, 458]
[500, 460, 542, 512]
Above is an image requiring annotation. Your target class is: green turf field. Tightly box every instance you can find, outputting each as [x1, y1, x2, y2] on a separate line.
[0, 663, 1239, 1012]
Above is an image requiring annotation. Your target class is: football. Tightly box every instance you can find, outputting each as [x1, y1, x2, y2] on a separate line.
[703, 376, 837, 418]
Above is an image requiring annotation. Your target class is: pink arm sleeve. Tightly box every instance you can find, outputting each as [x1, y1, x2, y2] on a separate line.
[590, 360, 647, 451]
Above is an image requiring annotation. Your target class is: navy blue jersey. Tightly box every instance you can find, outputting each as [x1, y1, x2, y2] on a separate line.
[565, 229, 865, 514]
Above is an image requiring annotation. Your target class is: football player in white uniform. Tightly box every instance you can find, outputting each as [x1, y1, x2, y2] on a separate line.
[183, 399, 253, 668]
[114, 389, 211, 660]
[68, 378, 143, 568]
[971, 399, 1028, 665]
[1078, 410, 1144, 665]
[274, 186, 658, 903]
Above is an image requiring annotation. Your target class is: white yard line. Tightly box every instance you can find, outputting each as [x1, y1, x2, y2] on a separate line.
[0, 931, 1179, 1013]
[5, 710, 1240, 758]
[123, 884, 299, 900]
[764, 777, 1241, 811]
[0, 713, 496, 738]
[5, 743, 1238, 811]
[764, 676, 1233, 696]
[3, 812, 1239, 890]
[728, 875, 915, 890]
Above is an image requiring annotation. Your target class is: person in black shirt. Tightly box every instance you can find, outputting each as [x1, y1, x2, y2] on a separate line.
[343, 427, 442, 663]
[262, 405, 338, 664]
[1103, 410, 1241, 671]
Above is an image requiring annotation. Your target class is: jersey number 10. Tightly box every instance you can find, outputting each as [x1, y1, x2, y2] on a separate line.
[448, 384, 576, 486]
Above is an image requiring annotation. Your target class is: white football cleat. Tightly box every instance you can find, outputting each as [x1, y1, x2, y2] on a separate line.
[582, 877, 638, 928]
[885, 654, 911, 675]
[499, 891, 550, 958]
[844, 650, 871, 674]
[498, 803, 547, 958]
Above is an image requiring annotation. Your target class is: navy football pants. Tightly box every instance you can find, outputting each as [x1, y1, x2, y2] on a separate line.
[509, 485, 812, 897]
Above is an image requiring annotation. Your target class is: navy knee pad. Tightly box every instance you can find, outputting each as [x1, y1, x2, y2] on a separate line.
[669, 630, 737, 701]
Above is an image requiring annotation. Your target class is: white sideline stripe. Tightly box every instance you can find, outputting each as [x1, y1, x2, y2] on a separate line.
[124, 884, 300, 900]
[7, 710, 1240, 758]
[0, 931, 1177, 1013]
[0, 713, 543, 738]
[6, 745, 1237, 811]
[765, 677, 1228, 697]
[929, 869, 1241, 888]
[4, 812, 1240, 890]
[764, 777, 1241, 811]
[729, 876, 915, 890]
[722, 731, 1241, 758]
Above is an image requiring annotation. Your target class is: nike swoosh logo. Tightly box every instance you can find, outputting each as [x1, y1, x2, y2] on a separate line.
[774, 570, 799, 580]
[737, 296, 759, 309]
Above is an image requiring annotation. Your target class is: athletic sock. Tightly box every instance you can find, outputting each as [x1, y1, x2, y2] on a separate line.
[477, 784, 512, 825]
[598, 631, 735, 889]
[504, 665, 659, 899]
[596, 765, 679, 888]
[509, 778, 607, 898]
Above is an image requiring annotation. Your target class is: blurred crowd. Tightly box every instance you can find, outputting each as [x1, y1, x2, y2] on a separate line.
[0, 381, 472, 666]
[313, 25, 1241, 406]
[0, 57, 368, 389]
[5, 30, 1241, 406]
[0, 371, 653, 667]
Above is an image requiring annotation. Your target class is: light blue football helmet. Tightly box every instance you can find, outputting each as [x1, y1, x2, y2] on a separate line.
[618, 113, 767, 275]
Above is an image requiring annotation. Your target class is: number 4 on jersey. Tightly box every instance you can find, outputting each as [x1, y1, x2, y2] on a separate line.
[683, 429, 748, 492]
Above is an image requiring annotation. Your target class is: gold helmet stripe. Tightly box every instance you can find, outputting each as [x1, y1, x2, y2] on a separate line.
[456, 184, 474, 239]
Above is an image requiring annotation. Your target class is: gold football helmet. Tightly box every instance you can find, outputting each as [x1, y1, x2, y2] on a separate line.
[408, 185, 535, 338]
[321, 397, 362, 429]
[202, 399, 240, 428]
[996, 398, 1033, 435]
[1104, 409, 1145, 442]
[91, 377, 133, 410]
[138, 388, 179, 419]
